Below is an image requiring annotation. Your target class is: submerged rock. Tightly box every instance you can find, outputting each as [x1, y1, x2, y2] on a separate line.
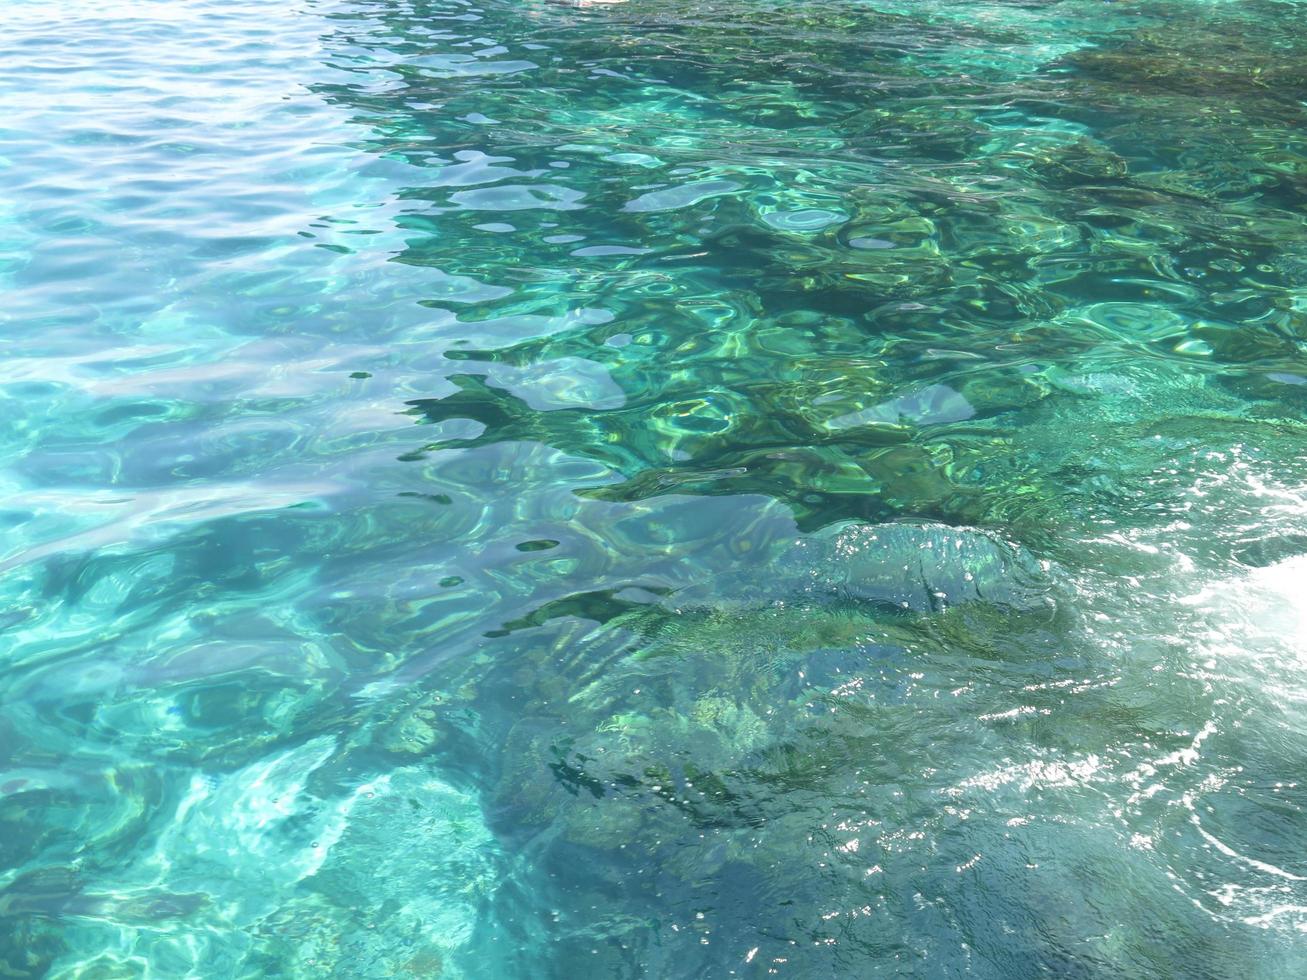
[803, 521, 1053, 612]
[1055, 32, 1307, 102]
[481, 517, 1060, 871]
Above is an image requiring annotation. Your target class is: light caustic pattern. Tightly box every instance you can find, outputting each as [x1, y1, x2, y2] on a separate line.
[2, 0, 1307, 976]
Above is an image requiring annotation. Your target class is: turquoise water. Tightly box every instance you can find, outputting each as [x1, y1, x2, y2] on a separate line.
[4, 0, 1307, 974]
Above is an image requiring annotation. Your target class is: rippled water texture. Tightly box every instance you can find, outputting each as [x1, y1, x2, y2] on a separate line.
[4, 0, 1307, 975]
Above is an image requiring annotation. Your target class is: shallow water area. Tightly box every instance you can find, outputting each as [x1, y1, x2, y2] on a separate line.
[4, 0, 1307, 976]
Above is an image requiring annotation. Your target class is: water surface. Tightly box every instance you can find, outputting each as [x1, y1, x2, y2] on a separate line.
[4, 0, 1307, 976]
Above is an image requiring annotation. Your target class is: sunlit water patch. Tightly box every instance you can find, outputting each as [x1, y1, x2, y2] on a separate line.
[3, 0, 1307, 976]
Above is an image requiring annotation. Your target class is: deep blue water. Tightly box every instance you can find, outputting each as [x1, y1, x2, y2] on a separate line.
[4, 0, 1307, 976]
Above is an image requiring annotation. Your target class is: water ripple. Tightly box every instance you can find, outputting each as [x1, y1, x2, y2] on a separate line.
[4, 0, 1307, 976]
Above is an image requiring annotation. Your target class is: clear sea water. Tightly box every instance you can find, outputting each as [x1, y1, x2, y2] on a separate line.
[4, 0, 1307, 976]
